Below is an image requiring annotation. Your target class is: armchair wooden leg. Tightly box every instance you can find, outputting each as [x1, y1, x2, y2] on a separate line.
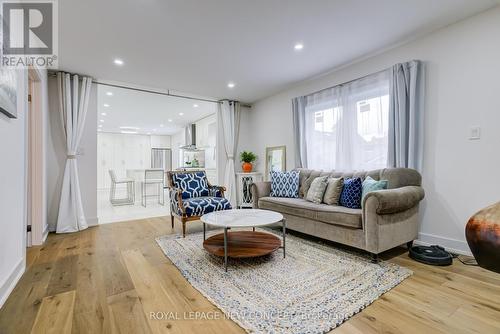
[170, 215, 174, 229]
[407, 240, 414, 249]
[182, 221, 186, 238]
[371, 253, 379, 264]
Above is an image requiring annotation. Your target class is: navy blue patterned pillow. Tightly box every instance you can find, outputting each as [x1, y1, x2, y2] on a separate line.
[270, 171, 299, 198]
[339, 178, 362, 209]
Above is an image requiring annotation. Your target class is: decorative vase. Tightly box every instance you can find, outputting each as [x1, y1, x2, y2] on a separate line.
[465, 201, 500, 273]
[242, 162, 253, 173]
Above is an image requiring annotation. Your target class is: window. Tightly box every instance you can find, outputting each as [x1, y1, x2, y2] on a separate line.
[304, 71, 390, 171]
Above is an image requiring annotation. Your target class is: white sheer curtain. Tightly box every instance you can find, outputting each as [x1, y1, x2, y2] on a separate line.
[56, 72, 92, 233]
[304, 70, 390, 171]
[218, 100, 241, 206]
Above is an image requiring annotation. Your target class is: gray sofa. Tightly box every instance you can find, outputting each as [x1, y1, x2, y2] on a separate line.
[252, 168, 425, 261]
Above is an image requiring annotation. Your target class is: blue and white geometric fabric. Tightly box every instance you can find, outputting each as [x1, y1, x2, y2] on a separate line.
[180, 197, 232, 216]
[171, 171, 209, 199]
[339, 177, 362, 209]
[270, 170, 300, 198]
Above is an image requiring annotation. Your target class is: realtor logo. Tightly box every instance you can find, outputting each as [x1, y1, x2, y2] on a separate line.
[1, 0, 58, 68]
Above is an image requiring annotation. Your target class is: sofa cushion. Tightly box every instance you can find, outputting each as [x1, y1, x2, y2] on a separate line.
[340, 178, 362, 209]
[258, 197, 362, 229]
[323, 177, 344, 205]
[361, 176, 388, 205]
[181, 197, 232, 216]
[305, 176, 329, 204]
[270, 170, 299, 198]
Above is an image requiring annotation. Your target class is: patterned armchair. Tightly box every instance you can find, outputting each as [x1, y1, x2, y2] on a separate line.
[167, 170, 232, 237]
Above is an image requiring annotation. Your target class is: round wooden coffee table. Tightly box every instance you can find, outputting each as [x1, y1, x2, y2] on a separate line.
[200, 209, 286, 272]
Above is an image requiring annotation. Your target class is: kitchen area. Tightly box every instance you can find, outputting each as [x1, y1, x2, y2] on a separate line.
[96, 84, 218, 223]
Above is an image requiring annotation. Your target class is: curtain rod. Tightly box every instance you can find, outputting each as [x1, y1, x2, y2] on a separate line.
[48, 70, 251, 107]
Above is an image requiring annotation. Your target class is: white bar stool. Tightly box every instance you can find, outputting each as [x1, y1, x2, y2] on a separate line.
[141, 169, 165, 207]
[109, 170, 135, 206]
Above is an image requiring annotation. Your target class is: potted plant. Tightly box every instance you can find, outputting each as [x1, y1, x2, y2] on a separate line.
[240, 151, 257, 173]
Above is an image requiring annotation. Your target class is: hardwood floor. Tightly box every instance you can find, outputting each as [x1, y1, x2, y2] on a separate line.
[1, 217, 499, 334]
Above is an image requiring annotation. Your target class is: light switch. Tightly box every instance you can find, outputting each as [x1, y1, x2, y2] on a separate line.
[469, 126, 481, 140]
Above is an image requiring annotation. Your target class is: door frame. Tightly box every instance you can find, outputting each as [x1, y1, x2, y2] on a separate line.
[27, 67, 46, 246]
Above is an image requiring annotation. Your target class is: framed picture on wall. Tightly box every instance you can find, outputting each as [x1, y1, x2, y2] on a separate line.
[0, 68, 17, 119]
[265, 145, 286, 180]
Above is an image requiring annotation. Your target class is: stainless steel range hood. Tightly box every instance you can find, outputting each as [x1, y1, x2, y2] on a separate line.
[180, 124, 199, 151]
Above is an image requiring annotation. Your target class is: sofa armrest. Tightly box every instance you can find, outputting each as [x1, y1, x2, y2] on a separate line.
[251, 181, 272, 208]
[363, 186, 425, 215]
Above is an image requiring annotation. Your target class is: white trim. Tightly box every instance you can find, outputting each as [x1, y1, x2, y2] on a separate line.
[0, 258, 25, 309]
[416, 232, 472, 256]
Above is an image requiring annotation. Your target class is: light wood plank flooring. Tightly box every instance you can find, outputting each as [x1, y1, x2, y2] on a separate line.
[1, 217, 499, 334]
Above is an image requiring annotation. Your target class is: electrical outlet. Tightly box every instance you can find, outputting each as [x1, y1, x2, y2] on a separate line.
[469, 126, 481, 140]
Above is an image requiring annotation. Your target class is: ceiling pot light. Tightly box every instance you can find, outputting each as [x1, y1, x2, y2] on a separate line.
[120, 130, 137, 134]
[119, 126, 140, 130]
[168, 119, 173, 122]
[193, 104, 199, 108]
[98, 124, 103, 128]
[113, 59, 124, 66]
[179, 112, 184, 116]
[99, 119, 104, 123]
[106, 92, 113, 96]
[101, 112, 107, 116]
[294, 43, 304, 50]
[227, 82, 235, 88]
[103, 104, 110, 107]
[147, 132, 151, 135]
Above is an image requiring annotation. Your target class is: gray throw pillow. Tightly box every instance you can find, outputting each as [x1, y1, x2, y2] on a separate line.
[323, 177, 344, 205]
[305, 176, 329, 204]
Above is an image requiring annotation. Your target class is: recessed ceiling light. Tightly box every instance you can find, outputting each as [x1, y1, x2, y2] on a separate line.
[294, 43, 304, 50]
[101, 112, 107, 116]
[98, 124, 103, 128]
[103, 104, 110, 107]
[113, 58, 124, 66]
[99, 119, 104, 123]
[120, 130, 137, 134]
[227, 82, 235, 88]
[193, 104, 199, 108]
[160, 124, 164, 127]
[168, 119, 173, 122]
[147, 132, 151, 135]
[119, 126, 140, 130]
[179, 112, 184, 116]
[106, 92, 113, 96]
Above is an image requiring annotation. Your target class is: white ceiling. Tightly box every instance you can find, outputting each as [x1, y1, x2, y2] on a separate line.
[97, 85, 216, 135]
[59, 0, 498, 103]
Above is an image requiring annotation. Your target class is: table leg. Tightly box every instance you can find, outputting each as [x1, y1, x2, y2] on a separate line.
[203, 223, 206, 241]
[252, 227, 255, 232]
[224, 227, 228, 272]
[282, 218, 286, 258]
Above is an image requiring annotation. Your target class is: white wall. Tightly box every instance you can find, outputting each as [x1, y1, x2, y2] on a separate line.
[171, 128, 186, 170]
[241, 7, 500, 255]
[46, 77, 98, 228]
[0, 70, 28, 307]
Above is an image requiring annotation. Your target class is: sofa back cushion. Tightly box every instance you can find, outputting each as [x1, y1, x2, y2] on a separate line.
[323, 177, 344, 205]
[294, 167, 421, 194]
[171, 171, 209, 199]
[270, 170, 299, 198]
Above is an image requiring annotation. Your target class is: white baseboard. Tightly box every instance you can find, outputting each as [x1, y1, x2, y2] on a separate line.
[0, 258, 25, 309]
[416, 232, 472, 256]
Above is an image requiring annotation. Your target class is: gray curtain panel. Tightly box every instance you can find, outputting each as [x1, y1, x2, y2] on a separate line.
[388, 60, 425, 171]
[292, 96, 307, 168]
